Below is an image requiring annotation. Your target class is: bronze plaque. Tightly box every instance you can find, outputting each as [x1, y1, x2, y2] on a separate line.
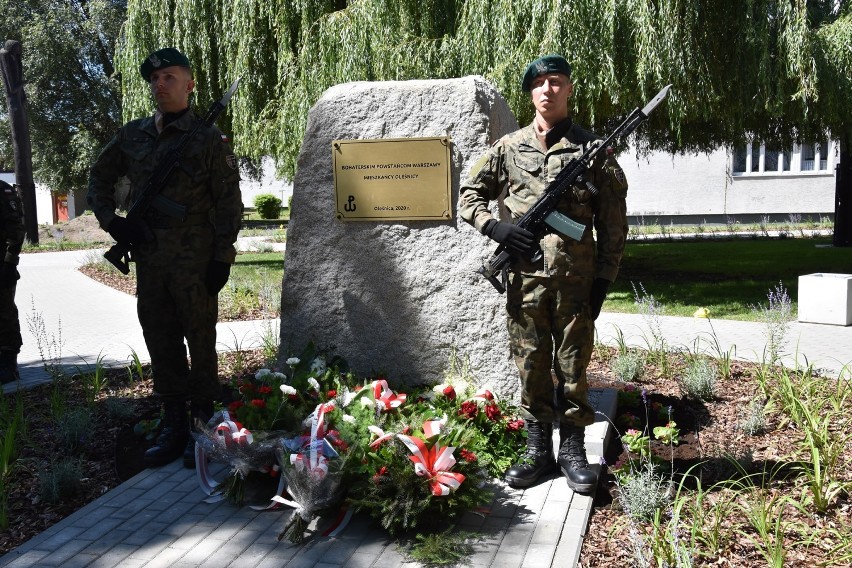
[332, 136, 452, 221]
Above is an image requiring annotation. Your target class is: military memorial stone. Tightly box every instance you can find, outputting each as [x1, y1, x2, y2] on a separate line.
[279, 76, 520, 395]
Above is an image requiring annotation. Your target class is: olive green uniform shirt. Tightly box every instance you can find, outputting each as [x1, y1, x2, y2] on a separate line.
[86, 109, 242, 265]
[459, 120, 628, 282]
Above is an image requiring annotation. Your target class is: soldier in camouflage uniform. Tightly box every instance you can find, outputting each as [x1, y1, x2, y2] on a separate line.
[0, 180, 25, 384]
[87, 48, 242, 469]
[459, 55, 628, 493]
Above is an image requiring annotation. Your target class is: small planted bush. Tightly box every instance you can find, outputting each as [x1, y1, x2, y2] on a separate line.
[253, 193, 283, 219]
[679, 358, 718, 401]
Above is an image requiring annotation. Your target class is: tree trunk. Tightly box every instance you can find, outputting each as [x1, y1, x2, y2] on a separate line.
[0, 40, 38, 245]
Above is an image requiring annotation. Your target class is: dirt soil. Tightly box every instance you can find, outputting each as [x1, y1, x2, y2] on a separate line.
[36, 214, 112, 246]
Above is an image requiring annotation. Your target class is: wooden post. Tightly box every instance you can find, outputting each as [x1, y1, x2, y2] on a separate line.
[0, 40, 38, 245]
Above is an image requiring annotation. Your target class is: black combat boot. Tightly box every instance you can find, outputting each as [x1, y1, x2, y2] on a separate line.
[183, 399, 214, 468]
[0, 350, 19, 384]
[557, 424, 598, 494]
[505, 419, 557, 488]
[144, 400, 189, 468]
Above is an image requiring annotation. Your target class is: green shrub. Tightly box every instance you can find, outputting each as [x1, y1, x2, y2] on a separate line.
[253, 194, 283, 219]
[39, 458, 82, 503]
[611, 351, 645, 382]
[679, 358, 718, 401]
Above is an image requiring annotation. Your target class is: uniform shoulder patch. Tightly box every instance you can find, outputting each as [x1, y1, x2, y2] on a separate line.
[226, 155, 238, 170]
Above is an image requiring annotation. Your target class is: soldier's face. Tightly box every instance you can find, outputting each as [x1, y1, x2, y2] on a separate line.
[530, 73, 572, 124]
[149, 66, 195, 113]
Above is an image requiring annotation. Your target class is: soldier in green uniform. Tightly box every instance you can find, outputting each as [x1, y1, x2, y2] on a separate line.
[459, 55, 628, 494]
[87, 48, 243, 468]
[0, 180, 25, 384]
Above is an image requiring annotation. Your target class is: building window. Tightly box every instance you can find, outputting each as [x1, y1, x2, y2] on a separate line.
[801, 143, 815, 171]
[732, 139, 836, 176]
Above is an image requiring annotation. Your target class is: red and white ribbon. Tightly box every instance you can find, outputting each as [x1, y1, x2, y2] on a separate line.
[396, 420, 465, 496]
[371, 379, 407, 411]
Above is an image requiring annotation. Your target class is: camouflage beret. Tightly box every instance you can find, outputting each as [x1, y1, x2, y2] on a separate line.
[521, 54, 572, 91]
[139, 47, 191, 81]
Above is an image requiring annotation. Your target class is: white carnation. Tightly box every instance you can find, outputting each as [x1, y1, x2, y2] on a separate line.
[280, 384, 297, 396]
[310, 356, 327, 376]
[286, 357, 300, 366]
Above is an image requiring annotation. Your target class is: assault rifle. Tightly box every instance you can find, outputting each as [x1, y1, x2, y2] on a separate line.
[103, 78, 241, 275]
[477, 84, 671, 293]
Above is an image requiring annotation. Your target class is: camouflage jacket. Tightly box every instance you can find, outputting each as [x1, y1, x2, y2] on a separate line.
[459, 120, 628, 281]
[87, 110, 242, 265]
[0, 184, 25, 265]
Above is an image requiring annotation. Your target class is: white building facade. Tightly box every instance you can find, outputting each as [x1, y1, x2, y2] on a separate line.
[620, 139, 838, 224]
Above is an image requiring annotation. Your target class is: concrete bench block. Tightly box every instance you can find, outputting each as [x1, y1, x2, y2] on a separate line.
[798, 273, 852, 326]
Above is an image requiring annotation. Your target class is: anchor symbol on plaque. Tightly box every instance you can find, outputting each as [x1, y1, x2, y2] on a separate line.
[344, 195, 357, 212]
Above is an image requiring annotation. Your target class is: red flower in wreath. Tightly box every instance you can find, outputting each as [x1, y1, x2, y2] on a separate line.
[458, 401, 478, 420]
[442, 385, 457, 400]
[484, 403, 502, 421]
[257, 385, 273, 395]
[459, 449, 477, 462]
[250, 399, 266, 409]
[228, 400, 244, 412]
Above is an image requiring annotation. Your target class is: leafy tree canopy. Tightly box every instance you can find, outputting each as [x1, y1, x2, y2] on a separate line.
[119, 0, 852, 180]
[0, 0, 126, 193]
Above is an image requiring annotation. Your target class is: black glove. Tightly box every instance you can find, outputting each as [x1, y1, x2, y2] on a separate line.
[589, 278, 611, 320]
[484, 219, 536, 255]
[107, 216, 147, 246]
[0, 263, 19, 288]
[205, 260, 231, 295]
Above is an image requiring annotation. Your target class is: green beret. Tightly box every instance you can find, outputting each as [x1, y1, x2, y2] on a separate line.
[139, 47, 191, 81]
[521, 54, 572, 91]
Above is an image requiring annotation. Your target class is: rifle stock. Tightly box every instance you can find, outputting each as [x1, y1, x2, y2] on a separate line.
[477, 85, 671, 293]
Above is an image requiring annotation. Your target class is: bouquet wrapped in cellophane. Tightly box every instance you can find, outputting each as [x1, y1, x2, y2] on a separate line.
[273, 401, 351, 543]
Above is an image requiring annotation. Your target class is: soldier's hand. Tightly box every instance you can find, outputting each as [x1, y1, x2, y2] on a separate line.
[484, 220, 536, 255]
[0, 263, 19, 288]
[205, 260, 231, 295]
[589, 278, 611, 320]
[107, 216, 147, 246]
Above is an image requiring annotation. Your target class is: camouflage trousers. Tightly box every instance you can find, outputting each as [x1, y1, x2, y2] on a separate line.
[506, 272, 595, 427]
[0, 283, 21, 351]
[136, 260, 219, 402]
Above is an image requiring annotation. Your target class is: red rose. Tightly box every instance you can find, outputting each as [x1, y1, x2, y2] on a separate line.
[442, 385, 457, 400]
[485, 403, 502, 421]
[506, 418, 525, 432]
[459, 449, 477, 462]
[250, 399, 266, 409]
[327, 389, 337, 398]
[458, 401, 478, 420]
[228, 400, 244, 412]
[257, 385, 273, 395]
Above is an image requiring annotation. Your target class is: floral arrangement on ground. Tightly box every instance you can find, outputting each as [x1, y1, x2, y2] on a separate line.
[195, 344, 527, 544]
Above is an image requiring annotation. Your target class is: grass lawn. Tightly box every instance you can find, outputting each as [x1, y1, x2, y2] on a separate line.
[607, 236, 852, 320]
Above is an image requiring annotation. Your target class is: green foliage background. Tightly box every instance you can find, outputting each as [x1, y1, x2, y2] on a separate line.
[119, 0, 852, 181]
[0, 0, 125, 192]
